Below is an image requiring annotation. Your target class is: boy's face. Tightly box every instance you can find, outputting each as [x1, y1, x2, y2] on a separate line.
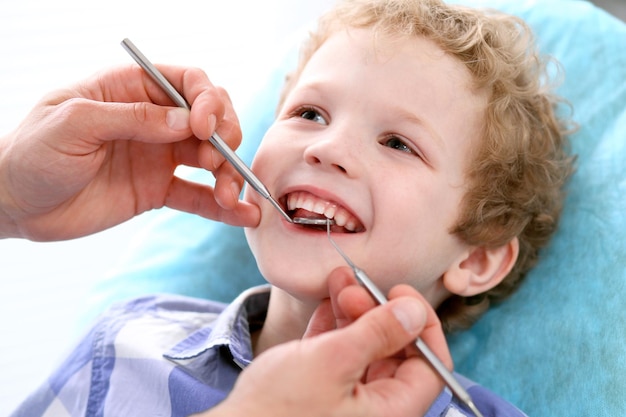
[244, 28, 488, 305]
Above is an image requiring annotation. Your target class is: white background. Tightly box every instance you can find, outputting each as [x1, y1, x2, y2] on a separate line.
[0, 1, 334, 414]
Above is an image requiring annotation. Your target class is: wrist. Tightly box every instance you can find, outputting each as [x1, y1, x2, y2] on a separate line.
[0, 134, 20, 239]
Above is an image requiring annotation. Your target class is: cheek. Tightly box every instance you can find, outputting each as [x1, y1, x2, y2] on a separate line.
[248, 143, 274, 182]
[244, 138, 284, 205]
[364, 177, 465, 288]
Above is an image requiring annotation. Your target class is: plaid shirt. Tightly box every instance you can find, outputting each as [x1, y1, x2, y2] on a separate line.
[10, 285, 527, 417]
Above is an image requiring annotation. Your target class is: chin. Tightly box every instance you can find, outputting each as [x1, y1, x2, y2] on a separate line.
[259, 263, 331, 302]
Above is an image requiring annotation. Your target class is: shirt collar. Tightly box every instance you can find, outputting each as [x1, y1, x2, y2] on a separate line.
[164, 285, 271, 369]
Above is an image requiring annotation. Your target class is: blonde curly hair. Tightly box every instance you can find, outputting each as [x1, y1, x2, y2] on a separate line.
[279, 0, 574, 332]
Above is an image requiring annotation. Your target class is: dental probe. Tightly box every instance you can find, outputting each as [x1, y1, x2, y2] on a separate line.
[326, 221, 484, 417]
[121, 38, 301, 224]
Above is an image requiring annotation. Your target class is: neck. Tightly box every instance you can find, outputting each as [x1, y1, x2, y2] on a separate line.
[253, 286, 319, 357]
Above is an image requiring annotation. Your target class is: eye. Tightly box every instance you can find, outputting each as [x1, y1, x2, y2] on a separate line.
[381, 135, 416, 155]
[293, 106, 328, 125]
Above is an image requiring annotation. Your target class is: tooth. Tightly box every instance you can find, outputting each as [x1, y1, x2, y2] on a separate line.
[301, 196, 315, 212]
[297, 193, 307, 210]
[287, 193, 296, 211]
[345, 220, 356, 232]
[313, 200, 326, 215]
[323, 204, 337, 220]
[333, 210, 348, 227]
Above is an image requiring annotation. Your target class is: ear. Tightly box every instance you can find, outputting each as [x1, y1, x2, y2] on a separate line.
[442, 237, 520, 297]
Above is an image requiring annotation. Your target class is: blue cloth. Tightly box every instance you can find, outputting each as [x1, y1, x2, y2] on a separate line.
[90, 1, 626, 416]
[12, 287, 525, 417]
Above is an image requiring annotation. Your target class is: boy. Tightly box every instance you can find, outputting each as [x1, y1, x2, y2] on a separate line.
[11, 0, 572, 416]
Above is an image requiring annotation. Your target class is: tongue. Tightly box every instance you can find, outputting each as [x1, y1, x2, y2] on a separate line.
[292, 208, 327, 221]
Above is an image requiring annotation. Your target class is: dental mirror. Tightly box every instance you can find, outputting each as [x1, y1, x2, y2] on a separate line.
[294, 217, 335, 226]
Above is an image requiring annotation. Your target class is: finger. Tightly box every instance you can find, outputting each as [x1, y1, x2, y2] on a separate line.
[196, 141, 244, 211]
[368, 325, 449, 417]
[332, 276, 451, 371]
[388, 285, 453, 370]
[352, 295, 448, 417]
[326, 297, 427, 375]
[172, 138, 203, 169]
[336, 284, 378, 323]
[157, 65, 225, 128]
[367, 350, 447, 417]
[164, 177, 260, 226]
[214, 168, 244, 210]
[197, 139, 224, 171]
[303, 299, 336, 338]
[303, 268, 358, 339]
[142, 65, 242, 154]
[327, 266, 358, 298]
[54, 99, 193, 146]
[162, 65, 241, 146]
[171, 136, 249, 213]
[193, 93, 243, 173]
[363, 357, 405, 382]
[326, 267, 359, 328]
[212, 86, 241, 145]
[53, 65, 177, 106]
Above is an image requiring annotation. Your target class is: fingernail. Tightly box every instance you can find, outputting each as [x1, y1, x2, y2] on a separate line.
[392, 299, 426, 334]
[230, 181, 242, 199]
[210, 147, 224, 168]
[207, 114, 217, 134]
[166, 108, 190, 131]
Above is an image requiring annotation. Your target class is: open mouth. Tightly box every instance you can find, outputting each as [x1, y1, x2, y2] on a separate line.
[282, 191, 365, 233]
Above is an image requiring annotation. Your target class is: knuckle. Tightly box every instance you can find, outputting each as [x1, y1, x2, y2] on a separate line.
[370, 312, 398, 345]
[53, 97, 93, 127]
[215, 85, 231, 101]
[187, 66, 209, 80]
[183, 66, 213, 90]
[131, 102, 150, 124]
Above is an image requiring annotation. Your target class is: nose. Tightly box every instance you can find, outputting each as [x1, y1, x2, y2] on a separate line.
[302, 129, 360, 177]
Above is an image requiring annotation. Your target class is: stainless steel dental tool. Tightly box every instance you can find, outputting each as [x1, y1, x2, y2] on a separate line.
[326, 221, 485, 417]
[121, 38, 331, 227]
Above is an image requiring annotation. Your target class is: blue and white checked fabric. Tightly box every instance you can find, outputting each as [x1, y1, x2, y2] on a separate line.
[10, 285, 526, 417]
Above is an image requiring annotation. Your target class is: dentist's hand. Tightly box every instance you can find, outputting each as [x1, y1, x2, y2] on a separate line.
[305, 267, 451, 415]
[204, 267, 450, 417]
[0, 64, 260, 241]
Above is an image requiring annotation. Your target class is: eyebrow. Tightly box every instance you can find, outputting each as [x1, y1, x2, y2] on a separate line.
[390, 106, 446, 151]
[290, 82, 326, 102]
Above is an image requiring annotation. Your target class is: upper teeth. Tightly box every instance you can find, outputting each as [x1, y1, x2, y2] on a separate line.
[287, 191, 363, 232]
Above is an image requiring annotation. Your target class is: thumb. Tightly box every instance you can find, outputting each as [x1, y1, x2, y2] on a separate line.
[77, 100, 193, 144]
[331, 297, 427, 369]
